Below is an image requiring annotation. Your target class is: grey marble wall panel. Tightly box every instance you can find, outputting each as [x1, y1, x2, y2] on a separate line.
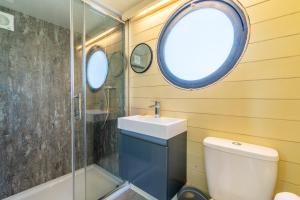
[0, 6, 71, 199]
[93, 119, 119, 176]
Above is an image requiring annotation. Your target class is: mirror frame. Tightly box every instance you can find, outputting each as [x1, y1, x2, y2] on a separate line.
[130, 43, 153, 74]
[86, 45, 109, 92]
[157, 0, 249, 90]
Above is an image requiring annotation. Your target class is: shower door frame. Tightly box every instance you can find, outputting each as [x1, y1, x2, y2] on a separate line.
[69, 1, 127, 200]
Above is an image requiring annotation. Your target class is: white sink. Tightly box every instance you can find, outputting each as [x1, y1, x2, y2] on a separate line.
[118, 115, 187, 140]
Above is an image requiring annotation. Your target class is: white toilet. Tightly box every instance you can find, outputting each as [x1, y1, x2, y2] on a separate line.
[203, 137, 300, 200]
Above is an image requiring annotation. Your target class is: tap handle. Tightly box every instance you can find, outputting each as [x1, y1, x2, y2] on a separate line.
[149, 101, 160, 108]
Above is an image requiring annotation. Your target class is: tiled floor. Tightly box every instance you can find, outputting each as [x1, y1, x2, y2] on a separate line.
[115, 189, 148, 200]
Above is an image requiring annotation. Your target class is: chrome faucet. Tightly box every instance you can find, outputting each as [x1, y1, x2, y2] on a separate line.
[149, 101, 160, 118]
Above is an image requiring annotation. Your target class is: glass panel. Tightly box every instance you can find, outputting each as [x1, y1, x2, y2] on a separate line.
[163, 8, 234, 81]
[72, 1, 86, 200]
[73, 2, 126, 200]
[0, 0, 72, 199]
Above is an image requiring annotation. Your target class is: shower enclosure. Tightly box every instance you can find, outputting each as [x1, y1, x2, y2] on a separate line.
[0, 0, 126, 199]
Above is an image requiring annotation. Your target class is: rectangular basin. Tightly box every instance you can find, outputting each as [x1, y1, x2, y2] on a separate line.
[118, 115, 187, 140]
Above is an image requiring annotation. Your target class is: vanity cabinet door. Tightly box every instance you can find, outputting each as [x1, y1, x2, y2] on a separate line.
[119, 133, 168, 200]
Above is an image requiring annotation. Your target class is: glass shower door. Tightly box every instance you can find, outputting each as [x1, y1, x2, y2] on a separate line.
[71, 1, 126, 199]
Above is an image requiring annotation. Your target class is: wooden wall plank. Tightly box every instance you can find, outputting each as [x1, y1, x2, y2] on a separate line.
[130, 33, 300, 62]
[238, 0, 269, 7]
[275, 181, 300, 196]
[129, 56, 300, 82]
[250, 12, 300, 43]
[185, 127, 300, 164]
[242, 34, 300, 62]
[130, 78, 300, 99]
[130, 107, 300, 144]
[278, 161, 300, 186]
[130, 97, 300, 121]
[131, 1, 183, 34]
[226, 56, 300, 81]
[247, 0, 300, 24]
[132, 16, 300, 47]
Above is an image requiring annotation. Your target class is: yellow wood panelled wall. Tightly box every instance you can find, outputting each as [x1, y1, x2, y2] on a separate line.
[128, 0, 300, 196]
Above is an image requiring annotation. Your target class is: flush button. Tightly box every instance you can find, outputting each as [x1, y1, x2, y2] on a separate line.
[232, 141, 242, 146]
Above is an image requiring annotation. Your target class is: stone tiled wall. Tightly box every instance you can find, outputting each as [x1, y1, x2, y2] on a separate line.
[0, 7, 71, 198]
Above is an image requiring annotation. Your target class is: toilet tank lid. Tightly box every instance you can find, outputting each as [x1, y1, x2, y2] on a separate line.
[203, 137, 279, 161]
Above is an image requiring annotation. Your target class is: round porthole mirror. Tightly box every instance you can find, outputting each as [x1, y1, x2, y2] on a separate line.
[130, 43, 153, 73]
[86, 46, 108, 91]
[157, 0, 249, 89]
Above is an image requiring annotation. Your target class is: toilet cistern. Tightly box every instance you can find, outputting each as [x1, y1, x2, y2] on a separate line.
[203, 137, 279, 200]
[149, 101, 160, 118]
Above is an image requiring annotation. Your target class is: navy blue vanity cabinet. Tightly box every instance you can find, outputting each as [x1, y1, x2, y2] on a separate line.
[118, 130, 187, 200]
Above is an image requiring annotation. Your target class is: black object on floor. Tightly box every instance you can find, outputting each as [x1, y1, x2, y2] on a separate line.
[177, 186, 210, 200]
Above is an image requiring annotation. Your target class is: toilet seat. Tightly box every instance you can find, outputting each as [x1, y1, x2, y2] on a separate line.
[275, 192, 300, 200]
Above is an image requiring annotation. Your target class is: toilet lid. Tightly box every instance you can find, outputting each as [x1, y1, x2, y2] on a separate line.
[275, 192, 300, 200]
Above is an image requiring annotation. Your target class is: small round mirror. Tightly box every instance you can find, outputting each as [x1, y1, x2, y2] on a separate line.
[130, 43, 153, 73]
[87, 46, 108, 91]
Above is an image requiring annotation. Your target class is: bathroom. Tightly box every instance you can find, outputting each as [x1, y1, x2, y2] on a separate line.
[0, 0, 299, 199]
